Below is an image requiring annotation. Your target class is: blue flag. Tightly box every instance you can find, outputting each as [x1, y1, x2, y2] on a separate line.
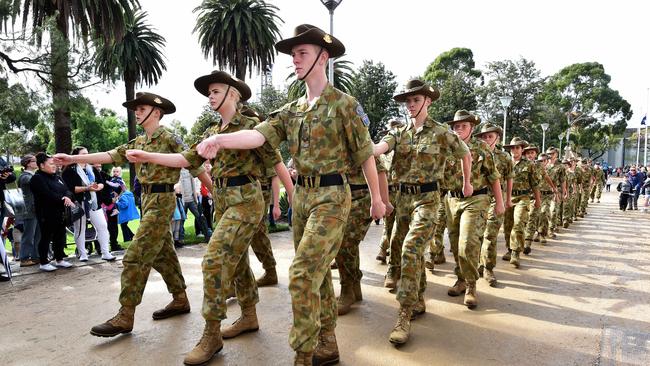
[642, 115, 647, 126]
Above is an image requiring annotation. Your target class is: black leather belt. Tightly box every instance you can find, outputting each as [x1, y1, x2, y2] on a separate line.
[260, 184, 271, 191]
[389, 184, 400, 193]
[142, 183, 175, 194]
[297, 174, 344, 188]
[349, 184, 368, 191]
[214, 175, 253, 188]
[448, 187, 488, 198]
[512, 189, 530, 196]
[400, 181, 438, 194]
[540, 190, 554, 195]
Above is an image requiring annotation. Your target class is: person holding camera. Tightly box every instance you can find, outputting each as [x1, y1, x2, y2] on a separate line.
[0, 156, 17, 226]
[30, 153, 76, 272]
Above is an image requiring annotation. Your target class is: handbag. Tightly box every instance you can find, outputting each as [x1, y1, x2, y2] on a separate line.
[64, 201, 85, 227]
[3, 188, 26, 218]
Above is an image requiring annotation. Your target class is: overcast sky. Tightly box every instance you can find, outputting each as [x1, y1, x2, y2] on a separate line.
[87, 0, 650, 132]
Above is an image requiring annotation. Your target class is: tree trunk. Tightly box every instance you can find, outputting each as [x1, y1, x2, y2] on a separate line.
[125, 78, 136, 189]
[51, 20, 72, 153]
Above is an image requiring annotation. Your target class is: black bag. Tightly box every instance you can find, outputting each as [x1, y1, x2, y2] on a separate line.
[64, 202, 85, 226]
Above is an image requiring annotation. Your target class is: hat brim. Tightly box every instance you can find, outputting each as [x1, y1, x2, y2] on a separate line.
[393, 86, 440, 103]
[194, 72, 252, 101]
[446, 115, 479, 126]
[122, 96, 175, 114]
[523, 146, 540, 153]
[275, 29, 345, 58]
[474, 128, 503, 137]
[504, 142, 529, 149]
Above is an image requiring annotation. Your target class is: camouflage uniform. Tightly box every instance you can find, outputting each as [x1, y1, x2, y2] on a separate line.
[579, 163, 592, 215]
[591, 167, 604, 201]
[504, 157, 539, 253]
[525, 160, 546, 243]
[480, 148, 513, 270]
[562, 167, 576, 226]
[255, 83, 374, 353]
[447, 138, 499, 284]
[545, 160, 565, 234]
[379, 152, 399, 261]
[383, 117, 469, 307]
[182, 111, 280, 322]
[107, 126, 204, 307]
[250, 157, 281, 272]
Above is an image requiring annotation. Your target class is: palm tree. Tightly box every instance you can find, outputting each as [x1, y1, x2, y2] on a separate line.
[193, 0, 283, 81]
[94, 10, 166, 187]
[1, 0, 138, 153]
[286, 59, 355, 100]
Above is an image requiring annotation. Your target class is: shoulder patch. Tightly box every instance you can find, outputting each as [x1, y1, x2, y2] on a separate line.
[356, 104, 370, 127]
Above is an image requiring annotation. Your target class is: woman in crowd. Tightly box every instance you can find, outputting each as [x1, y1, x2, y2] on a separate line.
[17, 154, 40, 266]
[61, 147, 116, 261]
[30, 152, 76, 272]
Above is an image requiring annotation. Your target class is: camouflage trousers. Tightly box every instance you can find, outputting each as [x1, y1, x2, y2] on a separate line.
[504, 195, 530, 253]
[480, 196, 504, 270]
[575, 188, 583, 217]
[119, 192, 186, 306]
[448, 194, 490, 283]
[580, 187, 590, 214]
[202, 182, 264, 321]
[335, 188, 372, 286]
[289, 184, 351, 353]
[391, 190, 439, 307]
[550, 194, 562, 232]
[537, 194, 555, 236]
[250, 188, 277, 270]
[590, 182, 603, 200]
[428, 192, 448, 257]
[379, 187, 399, 254]
[525, 197, 540, 241]
[563, 194, 575, 224]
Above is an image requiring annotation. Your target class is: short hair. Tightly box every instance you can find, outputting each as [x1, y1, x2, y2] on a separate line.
[35, 152, 51, 167]
[71, 146, 87, 155]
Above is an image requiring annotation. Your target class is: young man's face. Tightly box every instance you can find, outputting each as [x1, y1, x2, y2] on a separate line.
[135, 104, 159, 125]
[510, 145, 523, 159]
[452, 121, 473, 141]
[479, 132, 499, 147]
[405, 95, 430, 118]
[291, 44, 326, 80]
[524, 150, 537, 161]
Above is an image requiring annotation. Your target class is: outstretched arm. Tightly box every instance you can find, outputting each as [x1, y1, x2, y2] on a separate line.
[197, 130, 267, 159]
[125, 150, 190, 168]
[54, 152, 113, 165]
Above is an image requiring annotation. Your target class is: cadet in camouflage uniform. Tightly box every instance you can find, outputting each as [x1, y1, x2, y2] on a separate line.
[194, 25, 385, 366]
[374, 80, 471, 345]
[544, 147, 566, 239]
[445, 112, 503, 308]
[502, 137, 541, 268]
[476, 123, 513, 287]
[335, 157, 389, 315]
[591, 161, 605, 203]
[523, 146, 555, 251]
[377, 120, 403, 265]
[562, 159, 577, 228]
[424, 174, 450, 271]
[531, 153, 558, 245]
[54, 92, 209, 339]
[578, 158, 593, 216]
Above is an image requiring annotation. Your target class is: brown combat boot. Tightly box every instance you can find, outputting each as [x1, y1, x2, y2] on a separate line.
[447, 279, 467, 297]
[484, 268, 497, 287]
[313, 329, 339, 366]
[510, 251, 520, 268]
[502, 249, 512, 261]
[563, 221, 569, 228]
[294, 351, 313, 366]
[184, 320, 223, 365]
[411, 297, 425, 320]
[433, 253, 446, 265]
[90, 306, 135, 337]
[464, 282, 478, 309]
[389, 307, 412, 345]
[337, 284, 356, 316]
[376, 248, 387, 264]
[152, 290, 191, 320]
[222, 305, 259, 339]
[384, 268, 400, 289]
[352, 281, 362, 301]
[256, 268, 278, 287]
[523, 240, 532, 255]
[540, 235, 547, 245]
[424, 259, 434, 270]
[477, 265, 484, 278]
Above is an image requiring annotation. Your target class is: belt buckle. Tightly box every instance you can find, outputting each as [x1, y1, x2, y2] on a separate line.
[303, 176, 316, 188]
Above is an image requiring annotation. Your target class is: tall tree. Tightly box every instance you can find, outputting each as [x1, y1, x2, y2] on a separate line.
[538, 62, 632, 157]
[0, 0, 139, 153]
[193, 0, 282, 81]
[286, 58, 355, 100]
[349, 60, 399, 142]
[476, 57, 545, 142]
[423, 47, 482, 122]
[0, 76, 42, 158]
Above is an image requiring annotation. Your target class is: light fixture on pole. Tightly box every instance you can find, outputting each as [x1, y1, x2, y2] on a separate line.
[499, 96, 513, 145]
[540, 123, 549, 152]
[320, 0, 343, 82]
[558, 132, 564, 155]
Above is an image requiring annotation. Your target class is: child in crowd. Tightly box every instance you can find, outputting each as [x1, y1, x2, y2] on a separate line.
[605, 176, 612, 192]
[616, 177, 633, 211]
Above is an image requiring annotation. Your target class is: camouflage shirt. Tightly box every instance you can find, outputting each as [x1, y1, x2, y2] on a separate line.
[347, 156, 387, 185]
[579, 164, 592, 187]
[566, 169, 576, 193]
[108, 126, 204, 184]
[183, 111, 281, 178]
[536, 162, 554, 192]
[381, 117, 468, 185]
[573, 165, 584, 186]
[379, 151, 397, 186]
[256, 83, 374, 176]
[546, 160, 566, 191]
[493, 148, 514, 194]
[594, 167, 605, 183]
[511, 157, 540, 192]
[445, 137, 500, 192]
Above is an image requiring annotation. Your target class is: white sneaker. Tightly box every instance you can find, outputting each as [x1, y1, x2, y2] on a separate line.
[55, 260, 73, 268]
[197, 233, 205, 238]
[40, 263, 58, 272]
[79, 255, 89, 262]
[101, 254, 117, 261]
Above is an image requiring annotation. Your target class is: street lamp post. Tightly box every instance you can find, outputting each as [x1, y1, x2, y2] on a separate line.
[499, 96, 513, 145]
[320, 0, 343, 82]
[541, 123, 549, 152]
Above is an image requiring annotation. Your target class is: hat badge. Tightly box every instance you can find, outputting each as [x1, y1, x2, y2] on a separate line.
[323, 34, 332, 43]
[154, 97, 162, 104]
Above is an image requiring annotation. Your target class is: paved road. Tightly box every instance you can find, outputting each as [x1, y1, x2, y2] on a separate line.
[1, 188, 649, 365]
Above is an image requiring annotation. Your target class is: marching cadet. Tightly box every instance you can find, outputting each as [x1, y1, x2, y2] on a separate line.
[445, 112, 504, 308]
[578, 158, 594, 216]
[501, 138, 540, 268]
[531, 153, 558, 245]
[544, 147, 566, 239]
[523, 145, 554, 251]
[591, 161, 605, 203]
[125, 72, 294, 365]
[377, 120, 403, 265]
[424, 173, 451, 272]
[188, 25, 385, 366]
[476, 123, 513, 287]
[374, 80, 472, 345]
[53, 93, 210, 338]
[562, 158, 578, 228]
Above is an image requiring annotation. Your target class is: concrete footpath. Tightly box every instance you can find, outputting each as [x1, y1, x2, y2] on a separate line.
[1, 188, 649, 365]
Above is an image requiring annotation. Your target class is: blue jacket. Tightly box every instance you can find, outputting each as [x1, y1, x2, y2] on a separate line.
[116, 191, 140, 224]
[628, 173, 642, 190]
